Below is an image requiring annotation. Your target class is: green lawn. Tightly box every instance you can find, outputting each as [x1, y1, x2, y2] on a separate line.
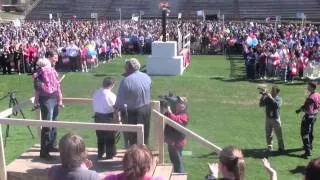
[0, 55, 317, 180]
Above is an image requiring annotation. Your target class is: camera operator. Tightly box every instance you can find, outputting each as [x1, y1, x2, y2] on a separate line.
[163, 96, 189, 173]
[259, 86, 284, 153]
[0, 44, 11, 75]
[296, 82, 320, 158]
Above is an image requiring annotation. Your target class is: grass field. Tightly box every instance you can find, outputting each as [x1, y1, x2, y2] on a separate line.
[0, 55, 318, 180]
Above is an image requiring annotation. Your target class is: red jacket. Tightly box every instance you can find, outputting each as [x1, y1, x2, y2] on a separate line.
[164, 112, 188, 147]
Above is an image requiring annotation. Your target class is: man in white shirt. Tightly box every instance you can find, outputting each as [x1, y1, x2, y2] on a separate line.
[92, 77, 117, 159]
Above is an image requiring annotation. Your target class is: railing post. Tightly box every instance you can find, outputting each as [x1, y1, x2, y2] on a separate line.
[151, 101, 161, 150]
[0, 124, 7, 180]
[36, 109, 42, 143]
[158, 116, 165, 164]
[137, 124, 144, 145]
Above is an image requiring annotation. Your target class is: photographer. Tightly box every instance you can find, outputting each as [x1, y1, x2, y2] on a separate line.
[296, 82, 320, 158]
[259, 86, 284, 153]
[163, 96, 188, 173]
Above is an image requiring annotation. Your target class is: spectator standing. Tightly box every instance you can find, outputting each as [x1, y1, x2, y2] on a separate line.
[296, 82, 320, 158]
[92, 77, 117, 160]
[33, 57, 63, 160]
[114, 58, 152, 147]
[245, 47, 256, 80]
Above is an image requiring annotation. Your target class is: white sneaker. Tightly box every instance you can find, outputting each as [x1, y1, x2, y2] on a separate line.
[266, 146, 273, 152]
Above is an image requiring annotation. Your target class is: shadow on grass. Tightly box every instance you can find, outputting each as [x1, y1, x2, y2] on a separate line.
[289, 165, 306, 175]
[242, 147, 304, 159]
[93, 73, 119, 77]
[209, 76, 308, 86]
[195, 152, 217, 159]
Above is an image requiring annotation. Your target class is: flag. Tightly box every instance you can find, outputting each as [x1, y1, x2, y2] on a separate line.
[265, 17, 270, 23]
[178, 13, 182, 19]
[197, 10, 205, 21]
[132, 14, 139, 21]
[159, 2, 169, 8]
[196, 10, 204, 16]
[140, 10, 144, 16]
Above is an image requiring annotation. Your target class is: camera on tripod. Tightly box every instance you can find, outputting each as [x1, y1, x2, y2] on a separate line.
[0, 89, 34, 147]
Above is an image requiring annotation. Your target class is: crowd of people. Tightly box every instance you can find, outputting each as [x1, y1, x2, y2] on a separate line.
[0, 18, 319, 79]
[23, 17, 320, 179]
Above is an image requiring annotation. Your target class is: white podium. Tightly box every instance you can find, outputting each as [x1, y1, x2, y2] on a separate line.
[147, 41, 185, 76]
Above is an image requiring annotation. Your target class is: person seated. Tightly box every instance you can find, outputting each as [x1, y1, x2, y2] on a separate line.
[104, 144, 163, 180]
[205, 146, 245, 180]
[48, 133, 99, 180]
[262, 158, 277, 180]
[304, 157, 320, 180]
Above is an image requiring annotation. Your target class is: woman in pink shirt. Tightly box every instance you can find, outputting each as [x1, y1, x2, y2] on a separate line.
[104, 144, 163, 180]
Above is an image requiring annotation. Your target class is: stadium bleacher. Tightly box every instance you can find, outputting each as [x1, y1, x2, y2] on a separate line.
[25, 0, 320, 21]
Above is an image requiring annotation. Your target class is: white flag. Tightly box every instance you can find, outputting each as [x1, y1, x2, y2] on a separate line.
[132, 14, 139, 21]
[196, 10, 203, 16]
[178, 13, 182, 19]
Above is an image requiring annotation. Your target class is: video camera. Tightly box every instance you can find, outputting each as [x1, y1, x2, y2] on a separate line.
[158, 92, 179, 113]
[257, 87, 268, 95]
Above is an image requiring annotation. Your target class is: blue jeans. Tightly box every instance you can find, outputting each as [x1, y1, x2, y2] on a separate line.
[39, 95, 59, 156]
[168, 145, 185, 173]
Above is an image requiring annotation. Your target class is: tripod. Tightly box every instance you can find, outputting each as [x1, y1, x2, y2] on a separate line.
[0, 90, 35, 147]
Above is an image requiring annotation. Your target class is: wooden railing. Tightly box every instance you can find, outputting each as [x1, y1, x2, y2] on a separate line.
[152, 109, 222, 163]
[0, 97, 146, 180]
[0, 97, 221, 179]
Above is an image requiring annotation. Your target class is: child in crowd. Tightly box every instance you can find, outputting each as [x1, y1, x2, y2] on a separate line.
[48, 133, 99, 180]
[104, 144, 163, 180]
[33, 58, 52, 108]
[164, 97, 189, 173]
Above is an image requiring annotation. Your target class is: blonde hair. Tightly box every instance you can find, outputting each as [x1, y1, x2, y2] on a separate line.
[59, 133, 87, 169]
[37, 58, 51, 68]
[219, 146, 245, 180]
[122, 144, 153, 180]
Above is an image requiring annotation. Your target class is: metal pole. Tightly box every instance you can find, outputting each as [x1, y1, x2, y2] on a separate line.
[20, 22, 26, 74]
[119, 8, 122, 26]
[162, 9, 166, 42]
[59, 18, 62, 46]
[139, 11, 142, 26]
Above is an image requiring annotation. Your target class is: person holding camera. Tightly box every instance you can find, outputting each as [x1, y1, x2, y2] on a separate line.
[259, 86, 284, 153]
[164, 96, 189, 173]
[296, 82, 320, 158]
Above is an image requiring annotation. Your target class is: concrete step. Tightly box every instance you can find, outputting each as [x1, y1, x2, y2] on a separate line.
[153, 164, 173, 180]
[170, 173, 188, 180]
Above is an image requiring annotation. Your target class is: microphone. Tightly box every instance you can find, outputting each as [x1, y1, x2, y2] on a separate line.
[124, 104, 128, 121]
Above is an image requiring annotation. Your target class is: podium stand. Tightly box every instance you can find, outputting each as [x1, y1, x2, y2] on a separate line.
[147, 41, 185, 76]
